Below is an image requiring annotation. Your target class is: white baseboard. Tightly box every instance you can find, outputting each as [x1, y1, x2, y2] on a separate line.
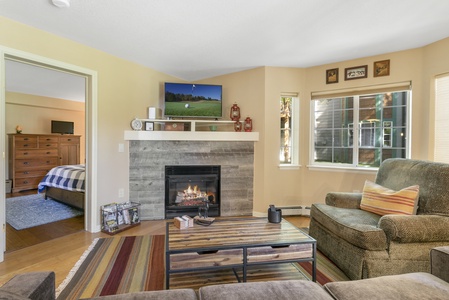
[253, 206, 311, 217]
[278, 206, 302, 216]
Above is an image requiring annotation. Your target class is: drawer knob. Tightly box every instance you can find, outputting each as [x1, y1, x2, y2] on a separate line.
[46, 152, 51, 154]
[23, 180, 29, 184]
[23, 171, 29, 174]
[24, 138, 29, 141]
[23, 161, 29, 165]
[24, 144, 29, 147]
[23, 152, 28, 155]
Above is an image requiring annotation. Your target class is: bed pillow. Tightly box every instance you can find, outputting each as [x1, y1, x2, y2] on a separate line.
[360, 180, 419, 216]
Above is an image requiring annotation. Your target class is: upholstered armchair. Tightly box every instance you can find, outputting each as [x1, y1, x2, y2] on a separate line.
[309, 158, 449, 280]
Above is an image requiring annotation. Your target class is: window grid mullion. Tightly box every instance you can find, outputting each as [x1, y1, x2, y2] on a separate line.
[353, 96, 360, 167]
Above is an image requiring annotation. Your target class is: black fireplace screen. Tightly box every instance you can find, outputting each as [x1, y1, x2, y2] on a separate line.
[165, 165, 220, 219]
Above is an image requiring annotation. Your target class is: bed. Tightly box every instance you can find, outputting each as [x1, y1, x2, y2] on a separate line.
[38, 164, 85, 210]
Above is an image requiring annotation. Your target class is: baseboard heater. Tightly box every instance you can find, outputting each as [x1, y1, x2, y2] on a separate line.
[277, 206, 311, 216]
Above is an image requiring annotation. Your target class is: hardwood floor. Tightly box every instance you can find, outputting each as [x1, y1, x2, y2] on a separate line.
[0, 216, 309, 288]
[5, 190, 85, 252]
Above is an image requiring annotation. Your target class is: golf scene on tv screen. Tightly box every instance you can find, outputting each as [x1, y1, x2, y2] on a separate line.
[164, 82, 222, 118]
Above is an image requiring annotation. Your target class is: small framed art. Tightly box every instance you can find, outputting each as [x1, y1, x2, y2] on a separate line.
[326, 68, 339, 84]
[374, 60, 390, 77]
[145, 121, 154, 131]
[345, 65, 368, 80]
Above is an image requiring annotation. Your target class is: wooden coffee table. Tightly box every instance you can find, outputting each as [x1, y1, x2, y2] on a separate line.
[165, 217, 316, 288]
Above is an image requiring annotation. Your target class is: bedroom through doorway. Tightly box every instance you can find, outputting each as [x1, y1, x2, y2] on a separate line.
[4, 58, 87, 253]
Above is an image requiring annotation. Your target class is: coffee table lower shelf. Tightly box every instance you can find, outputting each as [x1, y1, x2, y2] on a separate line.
[166, 218, 317, 289]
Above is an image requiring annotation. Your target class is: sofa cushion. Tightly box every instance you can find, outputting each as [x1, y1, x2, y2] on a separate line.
[360, 180, 419, 216]
[85, 289, 197, 300]
[0, 290, 28, 300]
[198, 280, 333, 300]
[431, 246, 449, 282]
[324, 272, 449, 300]
[310, 204, 386, 250]
[0, 271, 55, 300]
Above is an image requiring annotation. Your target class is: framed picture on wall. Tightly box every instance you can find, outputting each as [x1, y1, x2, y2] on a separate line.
[326, 68, 339, 84]
[345, 65, 368, 80]
[374, 60, 390, 77]
[145, 122, 154, 131]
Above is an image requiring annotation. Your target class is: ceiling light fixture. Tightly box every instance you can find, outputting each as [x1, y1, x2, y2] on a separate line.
[52, 0, 70, 8]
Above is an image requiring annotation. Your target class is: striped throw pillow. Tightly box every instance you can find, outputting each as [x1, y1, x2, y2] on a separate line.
[360, 180, 419, 216]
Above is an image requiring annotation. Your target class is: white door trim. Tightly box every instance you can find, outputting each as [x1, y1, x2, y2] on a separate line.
[0, 46, 98, 263]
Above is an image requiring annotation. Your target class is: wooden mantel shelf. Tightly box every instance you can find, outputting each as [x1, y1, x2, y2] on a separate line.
[124, 130, 259, 142]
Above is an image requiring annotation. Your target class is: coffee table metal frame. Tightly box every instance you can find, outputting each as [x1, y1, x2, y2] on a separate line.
[165, 217, 316, 288]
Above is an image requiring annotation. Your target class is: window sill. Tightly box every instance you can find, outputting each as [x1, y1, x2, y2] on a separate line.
[279, 164, 301, 170]
[307, 164, 378, 173]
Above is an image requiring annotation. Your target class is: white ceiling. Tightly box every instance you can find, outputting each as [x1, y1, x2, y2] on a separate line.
[2, 0, 449, 100]
[5, 60, 86, 102]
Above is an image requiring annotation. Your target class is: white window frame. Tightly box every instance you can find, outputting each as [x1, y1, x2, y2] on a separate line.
[280, 95, 300, 169]
[309, 83, 412, 170]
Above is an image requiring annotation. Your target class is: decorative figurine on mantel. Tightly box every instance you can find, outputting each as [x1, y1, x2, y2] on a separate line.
[15, 125, 22, 134]
[230, 103, 240, 121]
[244, 117, 253, 132]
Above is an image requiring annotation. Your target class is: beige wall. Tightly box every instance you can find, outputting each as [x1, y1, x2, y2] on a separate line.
[198, 39, 449, 213]
[2, 16, 449, 221]
[0, 17, 179, 223]
[5, 92, 86, 167]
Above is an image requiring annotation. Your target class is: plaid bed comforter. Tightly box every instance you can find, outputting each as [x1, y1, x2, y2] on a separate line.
[38, 164, 85, 193]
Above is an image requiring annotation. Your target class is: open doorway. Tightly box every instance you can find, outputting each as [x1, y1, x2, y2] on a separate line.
[0, 47, 98, 262]
[5, 59, 86, 252]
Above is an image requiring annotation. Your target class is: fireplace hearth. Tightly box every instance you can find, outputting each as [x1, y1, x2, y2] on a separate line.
[165, 165, 220, 219]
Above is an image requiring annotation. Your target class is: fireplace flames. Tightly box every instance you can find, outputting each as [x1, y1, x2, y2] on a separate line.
[175, 184, 214, 206]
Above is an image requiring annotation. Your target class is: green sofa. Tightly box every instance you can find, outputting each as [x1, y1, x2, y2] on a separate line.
[2, 247, 449, 299]
[309, 158, 449, 280]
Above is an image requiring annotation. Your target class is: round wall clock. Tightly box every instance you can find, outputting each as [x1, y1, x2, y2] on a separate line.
[131, 118, 142, 131]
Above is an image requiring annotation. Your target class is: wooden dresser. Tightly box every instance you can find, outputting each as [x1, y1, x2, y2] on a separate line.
[8, 134, 81, 193]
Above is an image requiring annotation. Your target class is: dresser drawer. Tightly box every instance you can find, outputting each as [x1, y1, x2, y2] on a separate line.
[14, 135, 38, 143]
[15, 158, 59, 170]
[15, 169, 50, 179]
[60, 136, 80, 144]
[15, 140, 38, 149]
[13, 176, 43, 190]
[39, 142, 59, 149]
[39, 136, 59, 143]
[15, 149, 59, 159]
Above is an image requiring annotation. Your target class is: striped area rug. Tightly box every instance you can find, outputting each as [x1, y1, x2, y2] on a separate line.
[57, 235, 348, 299]
[56, 235, 165, 299]
[297, 250, 349, 285]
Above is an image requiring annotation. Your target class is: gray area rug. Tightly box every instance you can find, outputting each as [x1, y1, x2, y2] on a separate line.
[6, 194, 84, 230]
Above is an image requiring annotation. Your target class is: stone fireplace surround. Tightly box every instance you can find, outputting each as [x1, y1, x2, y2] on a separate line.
[129, 140, 255, 220]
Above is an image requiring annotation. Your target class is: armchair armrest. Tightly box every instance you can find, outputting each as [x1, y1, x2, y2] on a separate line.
[431, 247, 449, 283]
[379, 215, 449, 243]
[325, 192, 362, 209]
[0, 271, 55, 300]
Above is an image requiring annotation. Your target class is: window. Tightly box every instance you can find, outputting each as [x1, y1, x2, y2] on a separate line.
[435, 73, 449, 163]
[280, 95, 299, 165]
[311, 85, 411, 168]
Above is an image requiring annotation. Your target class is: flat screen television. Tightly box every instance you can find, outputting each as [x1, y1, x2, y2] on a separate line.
[164, 82, 222, 118]
[51, 120, 74, 134]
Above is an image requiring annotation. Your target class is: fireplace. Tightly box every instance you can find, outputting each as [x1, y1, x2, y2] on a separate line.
[165, 165, 220, 219]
